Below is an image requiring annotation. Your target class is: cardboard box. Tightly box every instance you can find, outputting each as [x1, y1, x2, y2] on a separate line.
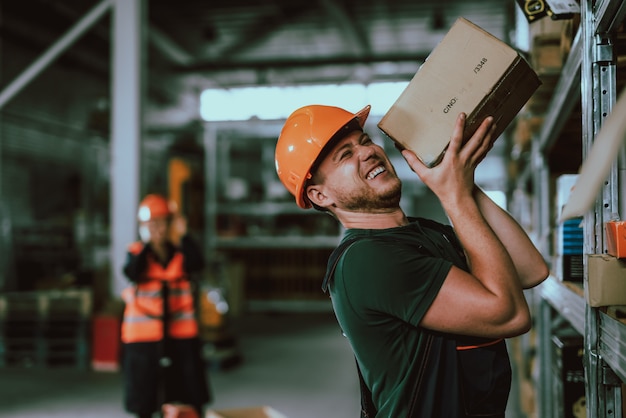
[206, 406, 289, 418]
[377, 17, 541, 167]
[532, 35, 564, 73]
[555, 253, 583, 282]
[605, 220, 626, 258]
[586, 254, 626, 307]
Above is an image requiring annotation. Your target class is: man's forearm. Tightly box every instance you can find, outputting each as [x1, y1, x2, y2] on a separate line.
[444, 193, 525, 305]
[473, 186, 549, 289]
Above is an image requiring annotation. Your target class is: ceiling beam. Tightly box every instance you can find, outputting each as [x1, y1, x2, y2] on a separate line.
[148, 26, 194, 67]
[317, 0, 369, 56]
[174, 52, 426, 73]
[210, 3, 317, 61]
[0, 0, 113, 109]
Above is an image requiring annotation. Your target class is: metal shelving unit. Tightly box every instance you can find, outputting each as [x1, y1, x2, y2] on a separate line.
[599, 311, 626, 384]
[525, 1, 626, 416]
[203, 119, 343, 253]
[202, 119, 342, 311]
[539, 276, 585, 335]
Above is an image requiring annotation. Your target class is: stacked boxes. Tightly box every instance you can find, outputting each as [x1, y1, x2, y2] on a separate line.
[557, 218, 584, 281]
[556, 175, 584, 281]
[0, 289, 91, 368]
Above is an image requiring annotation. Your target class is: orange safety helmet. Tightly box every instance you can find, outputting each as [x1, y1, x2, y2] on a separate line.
[137, 194, 172, 222]
[275, 104, 371, 209]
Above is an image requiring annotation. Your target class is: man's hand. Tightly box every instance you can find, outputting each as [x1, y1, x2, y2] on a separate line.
[401, 113, 496, 205]
[409, 113, 532, 338]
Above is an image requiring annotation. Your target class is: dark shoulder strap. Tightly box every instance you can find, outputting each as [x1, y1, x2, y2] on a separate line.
[322, 233, 432, 418]
[356, 358, 377, 418]
[322, 237, 362, 293]
[413, 217, 466, 262]
[320, 237, 378, 417]
[413, 217, 456, 243]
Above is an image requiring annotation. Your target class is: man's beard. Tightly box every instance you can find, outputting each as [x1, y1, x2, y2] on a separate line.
[339, 178, 403, 212]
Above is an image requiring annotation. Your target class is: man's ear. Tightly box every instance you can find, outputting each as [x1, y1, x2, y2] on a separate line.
[306, 184, 333, 208]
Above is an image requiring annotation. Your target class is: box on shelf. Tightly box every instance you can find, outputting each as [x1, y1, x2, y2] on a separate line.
[377, 17, 541, 167]
[586, 254, 626, 307]
[531, 35, 564, 73]
[206, 406, 288, 418]
[512, 115, 544, 157]
[516, 0, 579, 24]
[555, 218, 584, 281]
[554, 253, 583, 282]
[528, 11, 569, 38]
[605, 220, 626, 258]
[558, 217, 584, 253]
[555, 175, 583, 282]
[515, 0, 551, 23]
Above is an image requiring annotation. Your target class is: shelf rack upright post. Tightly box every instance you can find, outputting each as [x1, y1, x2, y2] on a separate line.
[533, 1, 626, 417]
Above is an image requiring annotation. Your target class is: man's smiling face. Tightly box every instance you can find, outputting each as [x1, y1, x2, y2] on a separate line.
[309, 129, 402, 212]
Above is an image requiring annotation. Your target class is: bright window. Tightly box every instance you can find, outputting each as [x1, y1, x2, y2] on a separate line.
[200, 82, 409, 122]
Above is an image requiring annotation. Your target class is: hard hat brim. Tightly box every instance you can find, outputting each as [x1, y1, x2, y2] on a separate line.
[354, 105, 371, 128]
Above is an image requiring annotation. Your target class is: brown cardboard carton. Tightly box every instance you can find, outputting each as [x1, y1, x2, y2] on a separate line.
[206, 406, 288, 418]
[377, 17, 541, 167]
[586, 254, 626, 307]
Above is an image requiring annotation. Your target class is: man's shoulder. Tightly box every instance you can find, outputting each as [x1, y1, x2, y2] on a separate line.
[410, 216, 453, 233]
[340, 233, 403, 252]
[343, 218, 447, 247]
[339, 232, 429, 265]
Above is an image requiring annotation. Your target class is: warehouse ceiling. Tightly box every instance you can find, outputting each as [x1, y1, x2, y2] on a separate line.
[1, 0, 517, 190]
[1, 0, 516, 90]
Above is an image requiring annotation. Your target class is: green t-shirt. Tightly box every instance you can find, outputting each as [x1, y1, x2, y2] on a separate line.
[329, 218, 467, 417]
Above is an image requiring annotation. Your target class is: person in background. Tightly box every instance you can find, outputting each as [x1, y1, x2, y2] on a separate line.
[121, 194, 211, 418]
[274, 104, 549, 417]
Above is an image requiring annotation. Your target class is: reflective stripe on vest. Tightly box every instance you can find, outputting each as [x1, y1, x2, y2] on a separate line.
[121, 252, 198, 343]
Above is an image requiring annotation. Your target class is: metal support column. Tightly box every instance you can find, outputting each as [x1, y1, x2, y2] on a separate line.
[531, 143, 551, 256]
[110, 0, 146, 298]
[204, 123, 219, 261]
[538, 298, 554, 417]
[581, 0, 622, 416]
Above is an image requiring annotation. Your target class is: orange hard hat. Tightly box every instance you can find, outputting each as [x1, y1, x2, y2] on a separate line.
[275, 104, 371, 209]
[137, 194, 172, 222]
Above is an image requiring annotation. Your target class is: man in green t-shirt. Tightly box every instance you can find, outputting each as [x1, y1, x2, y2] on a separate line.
[274, 104, 549, 417]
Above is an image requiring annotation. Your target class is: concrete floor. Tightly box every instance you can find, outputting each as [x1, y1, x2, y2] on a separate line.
[0, 311, 525, 418]
[0, 312, 360, 418]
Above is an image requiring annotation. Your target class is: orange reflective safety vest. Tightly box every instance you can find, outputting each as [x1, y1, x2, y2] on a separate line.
[121, 243, 198, 343]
